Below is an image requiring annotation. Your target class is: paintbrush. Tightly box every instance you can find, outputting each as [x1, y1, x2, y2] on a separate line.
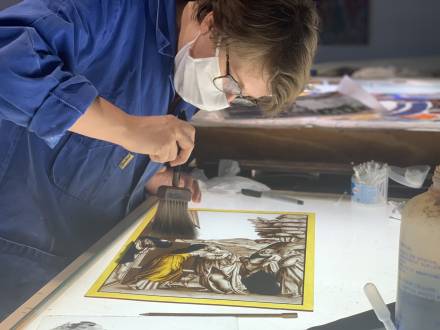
[140, 312, 298, 318]
[147, 166, 197, 239]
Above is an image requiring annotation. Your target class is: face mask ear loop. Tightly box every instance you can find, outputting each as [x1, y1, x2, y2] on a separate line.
[188, 32, 202, 49]
[184, 32, 202, 59]
[192, 31, 202, 43]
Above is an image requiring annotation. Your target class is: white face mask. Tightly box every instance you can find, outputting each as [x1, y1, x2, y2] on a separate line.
[174, 34, 230, 111]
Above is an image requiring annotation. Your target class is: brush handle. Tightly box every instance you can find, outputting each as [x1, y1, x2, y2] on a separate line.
[169, 94, 184, 189]
[172, 166, 181, 187]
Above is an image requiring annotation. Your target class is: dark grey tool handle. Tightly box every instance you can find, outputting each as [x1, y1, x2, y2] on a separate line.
[168, 94, 187, 190]
[172, 166, 181, 187]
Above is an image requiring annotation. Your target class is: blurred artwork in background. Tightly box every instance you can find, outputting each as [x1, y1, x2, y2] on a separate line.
[316, 0, 370, 45]
[227, 92, 371, 119]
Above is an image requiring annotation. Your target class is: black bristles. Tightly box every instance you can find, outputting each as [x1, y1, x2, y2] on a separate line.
[148, 166, 197, 239]
[149, 196, 197, 240]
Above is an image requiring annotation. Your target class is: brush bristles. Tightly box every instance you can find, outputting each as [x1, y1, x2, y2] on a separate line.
[149, 198, 197, 239]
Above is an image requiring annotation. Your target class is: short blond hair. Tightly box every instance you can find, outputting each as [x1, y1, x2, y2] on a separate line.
[195, 0, 319, 115]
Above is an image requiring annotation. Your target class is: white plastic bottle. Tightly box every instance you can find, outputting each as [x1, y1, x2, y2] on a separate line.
[396, 166, 440, 330]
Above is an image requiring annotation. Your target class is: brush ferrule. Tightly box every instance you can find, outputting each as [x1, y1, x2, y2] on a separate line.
[157, 186, 191, 202]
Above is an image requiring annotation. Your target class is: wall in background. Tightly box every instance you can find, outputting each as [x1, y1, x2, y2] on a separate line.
[2, 0, 440, 63]
[316, 0, 440, 63]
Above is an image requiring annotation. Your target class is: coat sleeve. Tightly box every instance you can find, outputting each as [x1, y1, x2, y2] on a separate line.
[0, 0, 106, 147]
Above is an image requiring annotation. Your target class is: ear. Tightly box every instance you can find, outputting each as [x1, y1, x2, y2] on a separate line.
[200, 12, 214, 34]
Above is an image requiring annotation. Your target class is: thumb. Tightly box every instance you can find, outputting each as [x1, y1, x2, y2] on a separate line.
[157, 166, 167, 173]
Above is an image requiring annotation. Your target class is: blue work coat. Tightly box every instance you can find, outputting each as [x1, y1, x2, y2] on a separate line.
[0, 0, 195, 318]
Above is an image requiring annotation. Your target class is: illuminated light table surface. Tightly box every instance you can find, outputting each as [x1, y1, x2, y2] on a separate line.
[3, 190, 399, 330]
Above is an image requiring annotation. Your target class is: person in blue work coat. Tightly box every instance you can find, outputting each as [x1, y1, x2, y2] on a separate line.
[0, 0, 319, 319]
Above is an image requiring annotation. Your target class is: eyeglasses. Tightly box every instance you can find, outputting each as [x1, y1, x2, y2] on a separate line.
[212, 48, 257, 107]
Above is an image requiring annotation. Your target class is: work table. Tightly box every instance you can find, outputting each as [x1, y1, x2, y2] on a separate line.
[3, 190, 400, 330]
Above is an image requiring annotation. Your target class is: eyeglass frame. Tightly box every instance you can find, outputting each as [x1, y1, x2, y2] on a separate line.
[212, 48, 258, 106]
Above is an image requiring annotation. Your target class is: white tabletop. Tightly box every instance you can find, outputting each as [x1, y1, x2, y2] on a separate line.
[12, 191, 400, 330]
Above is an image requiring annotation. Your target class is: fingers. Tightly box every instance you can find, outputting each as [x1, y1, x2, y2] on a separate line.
[149, 154, 163, 163]
[180, 174, 202, 203]
[150, 142, 178, 164]
[170, 129, 195, 167]
[178, 176, 185, 188]
[191, 179, 202, 203]
[168, 142, 179, 164]
[170, 143, 193, 167]
[157, 166, 167, 173]
[140, 115, 195, 165]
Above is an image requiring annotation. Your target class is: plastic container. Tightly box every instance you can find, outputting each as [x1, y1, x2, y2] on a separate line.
[351, 173, 388, 205]
[396, 166, 440, 330]
[388, 165, 430, 189]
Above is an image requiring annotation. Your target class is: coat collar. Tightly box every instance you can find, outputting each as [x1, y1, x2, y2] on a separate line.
[148, 0, 177, 58]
